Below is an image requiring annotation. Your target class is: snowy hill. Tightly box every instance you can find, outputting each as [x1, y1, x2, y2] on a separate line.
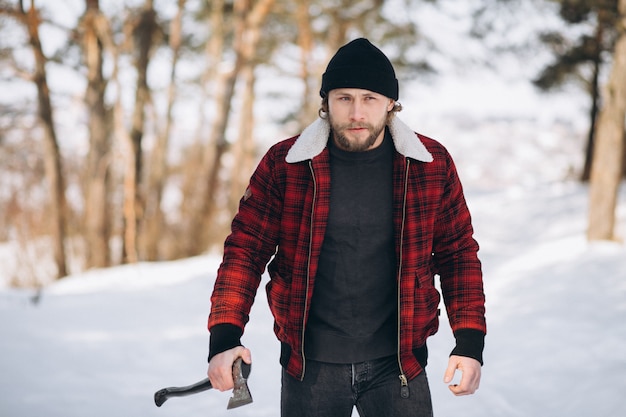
[1, 31, 624, 414]
[2, 70, 624, 415]
[2, 1, 625, 414]
[1, 180, 625, 417]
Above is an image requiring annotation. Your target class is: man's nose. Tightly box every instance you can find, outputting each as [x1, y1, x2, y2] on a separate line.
[349, 101, 365, 120]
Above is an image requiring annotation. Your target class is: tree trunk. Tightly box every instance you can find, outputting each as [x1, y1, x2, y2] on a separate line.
[142, 0, 185, 261]
[581, 21, 603, 182]
[178, 0, 225, 257]
[185, 0, 275, 255]
[82, 0, 112, 269]
[99, 3, 131, 267]
[122, 0, 158, 263]
[228, 64, 257, 217]
[202, 0, 275, 246]
[587, 0, 626, 241]
[21, 0, 68, 279]
[295, 0, 319, 129]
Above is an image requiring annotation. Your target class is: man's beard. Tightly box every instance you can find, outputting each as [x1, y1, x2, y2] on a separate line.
[329, 115, 387, 152]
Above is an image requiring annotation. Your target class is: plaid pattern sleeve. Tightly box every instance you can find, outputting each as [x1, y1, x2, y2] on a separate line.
[208, 144, 284, 335]
[430, 144, 486, 335]
[393, 134, 486, 379]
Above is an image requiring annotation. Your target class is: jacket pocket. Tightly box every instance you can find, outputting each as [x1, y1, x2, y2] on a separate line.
[266, 263, 292, 341]
[412, 268, 441, 344]
[415, 266, 435, 289]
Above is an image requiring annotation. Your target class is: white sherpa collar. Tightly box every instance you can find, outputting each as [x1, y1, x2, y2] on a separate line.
[285, 117, 433, 163]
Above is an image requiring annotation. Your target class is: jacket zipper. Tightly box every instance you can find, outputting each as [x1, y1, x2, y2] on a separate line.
[300, 160, 317, 381]
[301, 158, 410, 392]
[397, 159, 411, 399]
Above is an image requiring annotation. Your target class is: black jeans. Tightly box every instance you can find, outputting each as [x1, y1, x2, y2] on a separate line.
[281, 355, 433, 417]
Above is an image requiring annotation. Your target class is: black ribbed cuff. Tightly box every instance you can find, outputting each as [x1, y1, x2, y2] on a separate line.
[450, 329, 485, 365]
[208, 323, 243, 362]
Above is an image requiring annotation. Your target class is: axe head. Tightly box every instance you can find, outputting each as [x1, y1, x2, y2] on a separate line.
[227, 358, 253, 409]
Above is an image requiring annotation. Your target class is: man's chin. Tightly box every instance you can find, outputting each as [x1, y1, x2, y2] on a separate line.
[335, 136, 375, 152]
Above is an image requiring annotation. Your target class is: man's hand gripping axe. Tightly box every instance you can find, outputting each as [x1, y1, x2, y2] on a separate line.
[154, 358, 252, 409]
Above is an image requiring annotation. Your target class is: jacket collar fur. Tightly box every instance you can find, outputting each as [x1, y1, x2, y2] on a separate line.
[285, 116, 433, 163]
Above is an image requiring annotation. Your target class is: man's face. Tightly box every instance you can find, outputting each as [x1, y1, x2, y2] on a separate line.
[327, 88, 394, 152]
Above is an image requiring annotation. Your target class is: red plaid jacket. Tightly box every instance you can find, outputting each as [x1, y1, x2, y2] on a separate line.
[208, 117, 486, 382]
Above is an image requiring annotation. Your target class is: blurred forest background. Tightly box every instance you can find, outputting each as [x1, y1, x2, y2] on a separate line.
[0, 0, 625, 287]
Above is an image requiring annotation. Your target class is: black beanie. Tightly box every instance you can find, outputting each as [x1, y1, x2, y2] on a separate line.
[320, 38, 399, 100]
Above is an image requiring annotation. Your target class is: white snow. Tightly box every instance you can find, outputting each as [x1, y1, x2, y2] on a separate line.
[2, 6, 626, 413]
[2, 62, 626, 414]
[2, 174, 625, 417]
[3, 0, 626, 414]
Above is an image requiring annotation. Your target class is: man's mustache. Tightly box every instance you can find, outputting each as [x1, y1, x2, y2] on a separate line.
[339, 123, 372, 130]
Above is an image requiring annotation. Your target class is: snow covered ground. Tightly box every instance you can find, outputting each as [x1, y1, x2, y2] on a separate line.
[2, 70, 625, 414]
[1, 177, 625, 416]
[2, 19, 625, 413]
[2, 1, 625, 415]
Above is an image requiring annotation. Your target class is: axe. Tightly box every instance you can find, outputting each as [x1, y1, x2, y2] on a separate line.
[154, 358, 252, 409]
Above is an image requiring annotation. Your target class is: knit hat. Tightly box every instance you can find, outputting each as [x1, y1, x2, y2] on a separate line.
[320, 38, 399, 100]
